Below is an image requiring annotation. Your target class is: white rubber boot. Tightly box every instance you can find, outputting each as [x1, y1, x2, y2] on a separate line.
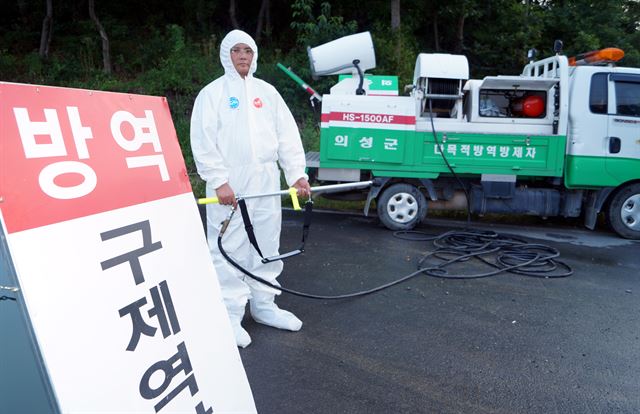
[250, 292, 302, 331]
[231, 321, 251, 348]
[227, 306, 251, 348]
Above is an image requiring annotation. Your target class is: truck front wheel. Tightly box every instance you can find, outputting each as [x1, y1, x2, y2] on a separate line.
[377, 183, 427, 230]
[607, 183, 640, 240]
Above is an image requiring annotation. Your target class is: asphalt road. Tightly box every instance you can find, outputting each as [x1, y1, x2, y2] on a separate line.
[239, 210, 640, 414]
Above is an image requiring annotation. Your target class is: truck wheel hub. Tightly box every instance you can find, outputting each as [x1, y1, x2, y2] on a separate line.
[622, 194, 640, 230]
[387, 193, 417, 224]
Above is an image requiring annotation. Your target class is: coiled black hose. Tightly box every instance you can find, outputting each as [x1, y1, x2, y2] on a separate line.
[396, 229, 573, 279]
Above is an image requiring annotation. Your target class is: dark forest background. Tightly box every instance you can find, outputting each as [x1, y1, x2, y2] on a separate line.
[1, 0, 639, 194]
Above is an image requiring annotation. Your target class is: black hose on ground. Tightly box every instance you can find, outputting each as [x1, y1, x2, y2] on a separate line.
[395, 229, 573, 279]
[218, 234, 426, 299]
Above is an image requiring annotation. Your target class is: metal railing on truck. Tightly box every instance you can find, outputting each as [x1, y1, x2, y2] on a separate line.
[522, 55, 570, 135]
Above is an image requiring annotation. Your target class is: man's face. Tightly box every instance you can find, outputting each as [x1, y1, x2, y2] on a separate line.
[230, 43, 254, 78]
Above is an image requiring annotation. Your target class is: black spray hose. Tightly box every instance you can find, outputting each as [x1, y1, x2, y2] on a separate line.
[217, 211, 572, 301]
[216, 210, 428, 300]
[427, 98, 472, 224]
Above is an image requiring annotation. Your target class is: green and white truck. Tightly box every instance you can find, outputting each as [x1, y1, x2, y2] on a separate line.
[287, 33, 640, 239]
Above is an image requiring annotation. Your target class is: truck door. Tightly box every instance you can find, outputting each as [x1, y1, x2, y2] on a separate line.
[606, 72, 640, 182]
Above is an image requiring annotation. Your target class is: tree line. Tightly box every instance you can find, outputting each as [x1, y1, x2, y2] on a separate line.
[3, 1, 638, 77]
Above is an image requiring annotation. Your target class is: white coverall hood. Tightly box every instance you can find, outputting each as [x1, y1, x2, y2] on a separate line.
[220, 30, 258, 79]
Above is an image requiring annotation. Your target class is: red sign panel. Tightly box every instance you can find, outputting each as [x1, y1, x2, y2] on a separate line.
[0, 83, 191, 234]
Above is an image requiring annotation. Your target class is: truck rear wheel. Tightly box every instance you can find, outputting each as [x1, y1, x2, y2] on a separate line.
[607, 183, 640, 240]
[377, 183, 427, 230]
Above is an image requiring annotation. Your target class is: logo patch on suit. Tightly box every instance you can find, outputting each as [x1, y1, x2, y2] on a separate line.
[253, 97, 263, 108]
[229, 97, 239, 109]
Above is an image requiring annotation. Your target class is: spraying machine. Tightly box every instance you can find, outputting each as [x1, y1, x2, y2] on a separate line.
[279, 32, 640, 239]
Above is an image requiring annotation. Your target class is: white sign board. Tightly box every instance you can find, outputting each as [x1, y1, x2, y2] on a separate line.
[0, 82, 256, 413]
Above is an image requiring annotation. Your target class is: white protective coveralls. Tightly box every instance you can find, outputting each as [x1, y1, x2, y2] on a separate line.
[190, 30, 308, 348]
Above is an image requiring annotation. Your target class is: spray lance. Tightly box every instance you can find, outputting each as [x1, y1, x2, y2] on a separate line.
[198, 181, 374, 260]
[198, 181, 374, 263]
[198, 181, 373, 208]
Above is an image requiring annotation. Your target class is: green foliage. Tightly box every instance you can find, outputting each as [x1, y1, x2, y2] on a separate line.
[465, 0, 541, 76]
[535, 0, 640, 66]
[291, 0, 357, 47]
[134, 25, 219, 97]
[370, 24, 418, 88]
[190, 174, 207, 198]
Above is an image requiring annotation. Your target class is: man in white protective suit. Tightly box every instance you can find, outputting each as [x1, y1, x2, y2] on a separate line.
[190, 29, 311, 348]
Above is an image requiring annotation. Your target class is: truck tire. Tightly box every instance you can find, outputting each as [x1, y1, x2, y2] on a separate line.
[377, 183, 427, 230]
[607, 183, 640, 240]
